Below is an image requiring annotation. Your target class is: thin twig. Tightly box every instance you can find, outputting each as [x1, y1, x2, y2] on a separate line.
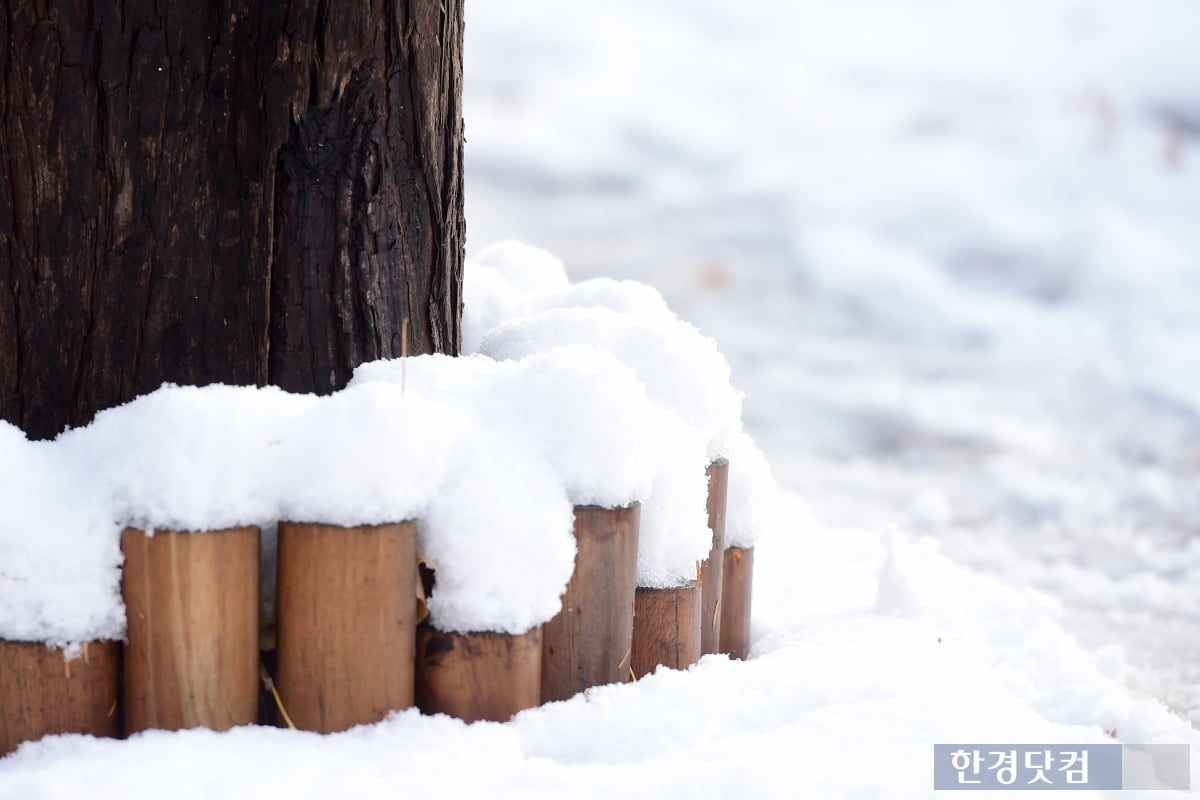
[260, 664, 297, 730]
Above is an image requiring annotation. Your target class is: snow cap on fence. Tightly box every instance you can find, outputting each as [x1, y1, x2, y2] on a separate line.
[0, 240, 777, 644]
[351, 347, 663, 631]
[462, 239, 570, 354]
[463, 242, 765, 585]
[479, 306, 743, 461]
[0, 424, 124, 647]
[723, 431, 779, 550]
[60, 382, 459, 533]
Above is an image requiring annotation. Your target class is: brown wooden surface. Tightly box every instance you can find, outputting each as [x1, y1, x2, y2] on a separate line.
[719, 546, 754, 660]
[275, 521, 417, 733]
[121, 527, 260, 733]
[415, 625, 541, 723]
[700, 459, 729, 655]
[630, 583, 702, 679]
[541, 504, 640, 703]
[0, 640, 120, 756]
[0, 0, 465, 440]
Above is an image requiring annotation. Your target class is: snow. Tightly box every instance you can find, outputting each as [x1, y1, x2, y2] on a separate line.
[461, 256, 759, 585]
[466, 0, 1200, 727]
[478, 305, 743, 461]
[2, 241, 763, 640]
[5, 0, 1200, 796]
[0, 429, 124, 648]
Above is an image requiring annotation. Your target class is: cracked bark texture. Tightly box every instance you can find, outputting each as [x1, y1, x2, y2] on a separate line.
[0, 0, 464, 440]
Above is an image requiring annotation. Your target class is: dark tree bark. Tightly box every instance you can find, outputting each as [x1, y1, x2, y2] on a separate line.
[0, 0, 464, 440]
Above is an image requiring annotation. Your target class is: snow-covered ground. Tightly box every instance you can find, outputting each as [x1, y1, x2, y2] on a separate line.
[3, 1, 1199, 797]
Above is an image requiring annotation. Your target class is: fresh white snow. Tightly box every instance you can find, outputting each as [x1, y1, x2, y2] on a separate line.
[3, 0, 1199, 797]
[1, 261, 765, 639]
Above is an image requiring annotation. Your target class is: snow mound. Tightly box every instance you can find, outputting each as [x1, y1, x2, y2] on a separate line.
[0, 244, 777, 643]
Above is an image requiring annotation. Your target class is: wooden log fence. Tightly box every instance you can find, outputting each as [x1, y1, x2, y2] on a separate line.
[415, 625, 542, 723]
[0, 640, 120, 756]
[276, 521, 417, 733]
[1, 461, 754, 755]
[719, 545, 754, 660]
[700, 458, 729, 655]
[121, 526, 260, 734]
[630, 581, 702, 677]
[540, 503, 640, 703]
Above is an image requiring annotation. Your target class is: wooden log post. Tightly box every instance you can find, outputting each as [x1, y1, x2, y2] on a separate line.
[0, 640, 120, 756]
[719, 546, 754, 660]
[274, 521, 417, 733]
[415, 624, 541, 723]
[630, 582, 702, 678]
[540, 503, 639, 703]
[121, 527, 260, 733]
[700, 458, 729, 655]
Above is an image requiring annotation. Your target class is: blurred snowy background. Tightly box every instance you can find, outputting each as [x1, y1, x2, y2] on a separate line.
[465, 0, 1200, 722]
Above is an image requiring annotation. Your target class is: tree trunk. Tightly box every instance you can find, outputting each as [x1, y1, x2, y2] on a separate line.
[0, 0, 464, 440]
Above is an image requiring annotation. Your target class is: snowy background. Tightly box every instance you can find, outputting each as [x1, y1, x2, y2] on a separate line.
[3, 1, 1200, 797]
[468, 0, 1200, 726]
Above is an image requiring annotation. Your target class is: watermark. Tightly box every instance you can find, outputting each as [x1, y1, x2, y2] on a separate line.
[934, 744, 1190, 790]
